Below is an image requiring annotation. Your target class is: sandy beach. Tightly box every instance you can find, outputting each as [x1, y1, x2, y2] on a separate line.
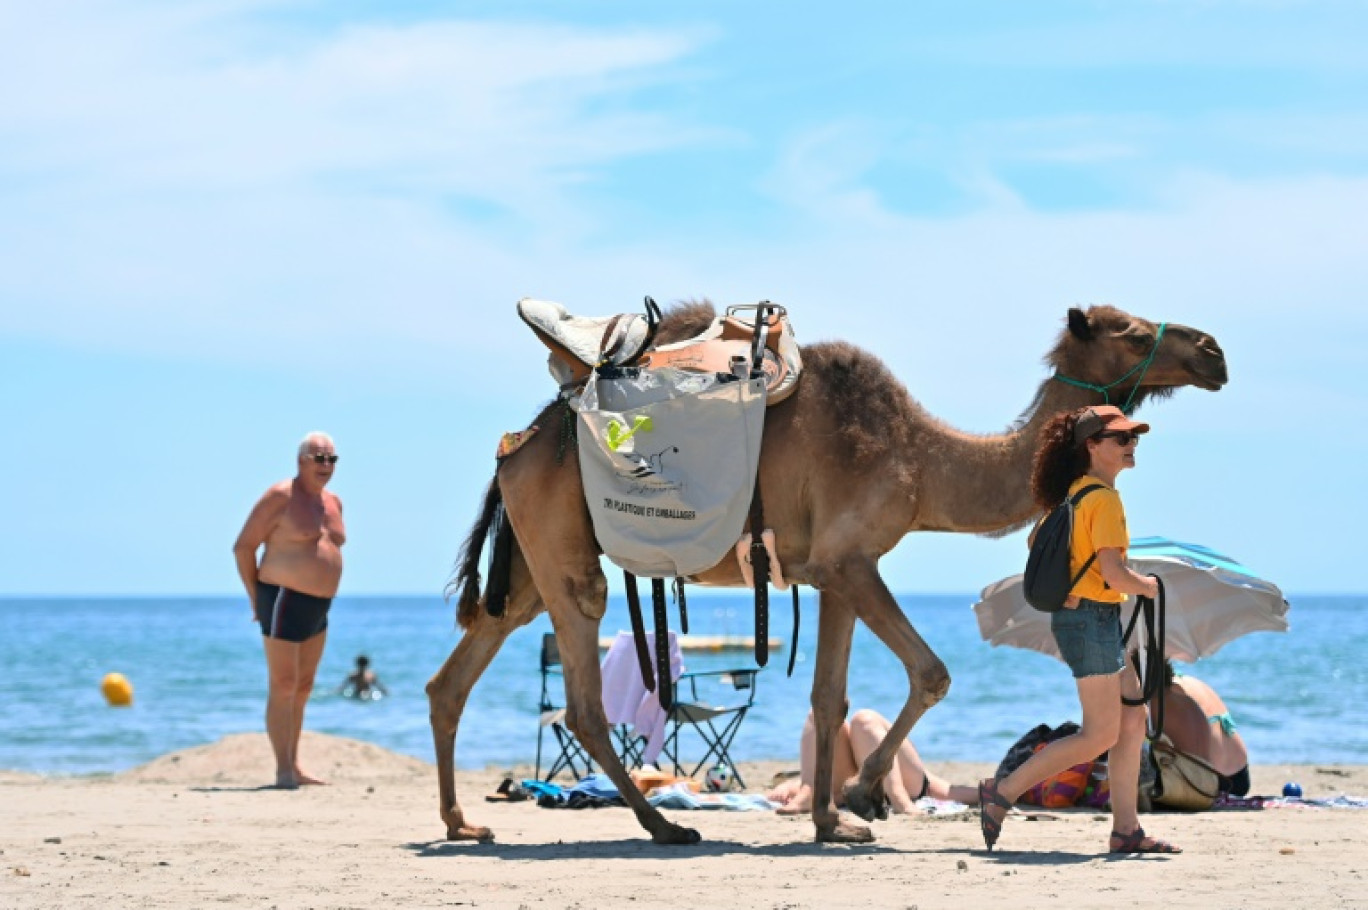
[2, 732, 1365, 910]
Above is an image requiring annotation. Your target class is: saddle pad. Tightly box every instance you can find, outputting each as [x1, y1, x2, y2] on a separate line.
[518, 298, 652, 387]
[577, 368, 767, 578]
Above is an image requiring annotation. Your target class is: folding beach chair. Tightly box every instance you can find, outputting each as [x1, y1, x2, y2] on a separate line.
[534, 633, 596, 782]
[660, 667, 760, 788]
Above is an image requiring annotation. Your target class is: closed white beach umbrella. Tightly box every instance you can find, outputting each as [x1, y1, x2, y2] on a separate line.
[973, 537, 1290, 663]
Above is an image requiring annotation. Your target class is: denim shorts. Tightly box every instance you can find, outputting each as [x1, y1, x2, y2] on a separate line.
[1051, 599, 1125, 679]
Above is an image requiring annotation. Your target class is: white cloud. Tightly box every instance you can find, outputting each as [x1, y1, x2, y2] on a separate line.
[0, 2, 722, 365]
[4, 2, 1365, 430]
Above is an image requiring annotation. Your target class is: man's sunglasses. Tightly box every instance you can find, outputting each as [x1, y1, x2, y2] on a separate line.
[1097, 431, 1140, 446]
[307, 453, 340, 465]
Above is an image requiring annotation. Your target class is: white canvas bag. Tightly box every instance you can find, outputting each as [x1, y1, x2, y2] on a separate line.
[576, 367, 767, 578]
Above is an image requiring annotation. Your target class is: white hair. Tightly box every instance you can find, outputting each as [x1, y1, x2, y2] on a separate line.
[298, 431, 335, 456]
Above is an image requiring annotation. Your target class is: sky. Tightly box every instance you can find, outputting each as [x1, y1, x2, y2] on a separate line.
[2, 0, 1365, 597]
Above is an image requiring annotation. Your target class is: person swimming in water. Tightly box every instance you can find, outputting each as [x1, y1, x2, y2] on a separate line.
[339, 655, 387, 700]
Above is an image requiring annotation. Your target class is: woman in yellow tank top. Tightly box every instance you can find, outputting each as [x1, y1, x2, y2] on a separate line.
[979, 405, 1181, 855]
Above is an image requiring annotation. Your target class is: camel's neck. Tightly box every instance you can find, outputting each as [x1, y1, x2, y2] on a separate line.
[907, 378, 1100, 533]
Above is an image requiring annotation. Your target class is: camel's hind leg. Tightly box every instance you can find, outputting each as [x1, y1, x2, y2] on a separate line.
[835, 559, 950, 823]
[426, 559, 541, 842]
[807, 592, 874, 844]
[546, 595, 702, 845]
[499, 416, 698, 845]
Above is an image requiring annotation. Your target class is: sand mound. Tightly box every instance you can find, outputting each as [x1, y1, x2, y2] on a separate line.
[117, 732, 433, 785]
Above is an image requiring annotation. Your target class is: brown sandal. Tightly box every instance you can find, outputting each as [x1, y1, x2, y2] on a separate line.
[978, 778, 1013, 851]
[1110, 827, 1182, 854]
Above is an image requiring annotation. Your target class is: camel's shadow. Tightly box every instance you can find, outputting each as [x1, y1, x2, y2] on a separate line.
[405, 837, 914, 861]
[405, 839, 1143, 865]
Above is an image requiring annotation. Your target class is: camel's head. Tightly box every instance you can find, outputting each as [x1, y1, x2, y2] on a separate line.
[1052, 305, 1228, 409]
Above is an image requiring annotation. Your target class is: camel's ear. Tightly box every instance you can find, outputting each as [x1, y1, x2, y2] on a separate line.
[1067, 307, 1093, 341]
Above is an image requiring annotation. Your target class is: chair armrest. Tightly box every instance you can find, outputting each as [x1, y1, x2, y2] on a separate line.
[677, 667, 759, 683]
[673, 667, 760, 704]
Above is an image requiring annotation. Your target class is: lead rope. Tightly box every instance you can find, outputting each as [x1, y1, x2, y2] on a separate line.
[1121, 575, 1167, 739]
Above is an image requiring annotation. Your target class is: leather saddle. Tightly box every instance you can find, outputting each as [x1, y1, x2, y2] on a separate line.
[517, 297, 803, 405]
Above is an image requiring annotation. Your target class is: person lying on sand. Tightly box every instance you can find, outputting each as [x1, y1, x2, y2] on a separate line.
[766, 708, 979, 814]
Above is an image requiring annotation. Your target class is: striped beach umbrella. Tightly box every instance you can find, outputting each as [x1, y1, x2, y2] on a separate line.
[973, 537, 1290, 663]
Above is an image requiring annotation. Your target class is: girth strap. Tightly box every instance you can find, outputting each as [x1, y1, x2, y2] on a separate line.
[623, 572, 656, 693]
[787, 585, 800, 677]
[749, 475, 770, 668]
[674, 578, 689, 634]
[652, 578, 673, 711]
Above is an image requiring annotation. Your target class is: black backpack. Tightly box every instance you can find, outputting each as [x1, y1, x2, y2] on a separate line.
[1022, 484, 1106, 612]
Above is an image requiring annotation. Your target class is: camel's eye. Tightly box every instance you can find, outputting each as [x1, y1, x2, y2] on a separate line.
[1119, 327, 1155, 350]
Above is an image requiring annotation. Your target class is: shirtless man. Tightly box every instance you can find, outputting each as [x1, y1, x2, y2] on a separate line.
[1150, 658, 1251, 795]
[233, 432, 346, 789]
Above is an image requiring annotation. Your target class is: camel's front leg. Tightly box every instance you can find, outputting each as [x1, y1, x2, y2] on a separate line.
[840, 559, 950, 822]
[426, 563, 539, 842]
[808, 594, 874, 843]
[551, 604, 701, 846]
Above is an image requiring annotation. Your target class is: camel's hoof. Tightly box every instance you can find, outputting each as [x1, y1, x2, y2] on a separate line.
[651, 823, 702, 846]
[843, 783, 889, 823]
[816, 821, 875, 844]
[445, 824, 495, 843]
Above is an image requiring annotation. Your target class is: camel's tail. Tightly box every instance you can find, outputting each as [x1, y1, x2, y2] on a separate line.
[447, 473, 516, 629]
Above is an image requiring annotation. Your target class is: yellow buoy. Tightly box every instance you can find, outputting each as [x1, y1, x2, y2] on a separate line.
[101, 672, 134, 707]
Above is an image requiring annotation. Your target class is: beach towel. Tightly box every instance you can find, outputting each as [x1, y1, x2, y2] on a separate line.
[1212, 793, 1368, 810]
[645, 782, 776, 811]
[529, 773, 627, 809]
[599, 630, 683, 765]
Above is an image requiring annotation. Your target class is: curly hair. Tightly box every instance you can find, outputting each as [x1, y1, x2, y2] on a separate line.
[1030, 408, 1094, 510]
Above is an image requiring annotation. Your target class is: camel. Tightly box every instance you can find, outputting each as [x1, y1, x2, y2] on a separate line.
[427, 303, 1228, 845]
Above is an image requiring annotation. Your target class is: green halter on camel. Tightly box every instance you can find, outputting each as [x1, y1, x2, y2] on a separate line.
[1054, 322, 1168, 414]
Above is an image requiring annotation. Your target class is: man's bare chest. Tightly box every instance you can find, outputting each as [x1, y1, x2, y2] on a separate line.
[274, 496, 343, 543]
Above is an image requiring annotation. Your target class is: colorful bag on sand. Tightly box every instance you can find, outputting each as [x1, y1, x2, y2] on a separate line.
[998, 722, 1110, 809]
[1018, 744, 1111, 809]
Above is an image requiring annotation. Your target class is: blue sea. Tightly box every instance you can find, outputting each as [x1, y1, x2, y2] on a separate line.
[1, 593, 1362, 776]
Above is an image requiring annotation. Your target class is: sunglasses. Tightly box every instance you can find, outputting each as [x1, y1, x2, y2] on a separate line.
[307, 453, 340, 465]
[1097, 431, 1140, 446]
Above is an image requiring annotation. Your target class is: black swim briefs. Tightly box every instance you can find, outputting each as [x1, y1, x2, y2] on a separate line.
[1218, 765, 1251, 797]
[254, 582, 331, 643]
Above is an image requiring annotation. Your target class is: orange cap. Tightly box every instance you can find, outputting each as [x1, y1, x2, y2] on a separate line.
[1073, 405, 1150, 443]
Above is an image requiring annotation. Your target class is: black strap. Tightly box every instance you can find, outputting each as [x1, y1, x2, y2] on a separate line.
[621, 296, 662, 366]
[1064, 483, 1107, 598]
[787, 585, 800, 677]
[623, 572, 655, 693]
[749, 475, 770, 667]
[749, 302, 772, 373]
[673, 578, 689, 634]
[652, 578, 672, 711]
[1121, 576, 1167, 734]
